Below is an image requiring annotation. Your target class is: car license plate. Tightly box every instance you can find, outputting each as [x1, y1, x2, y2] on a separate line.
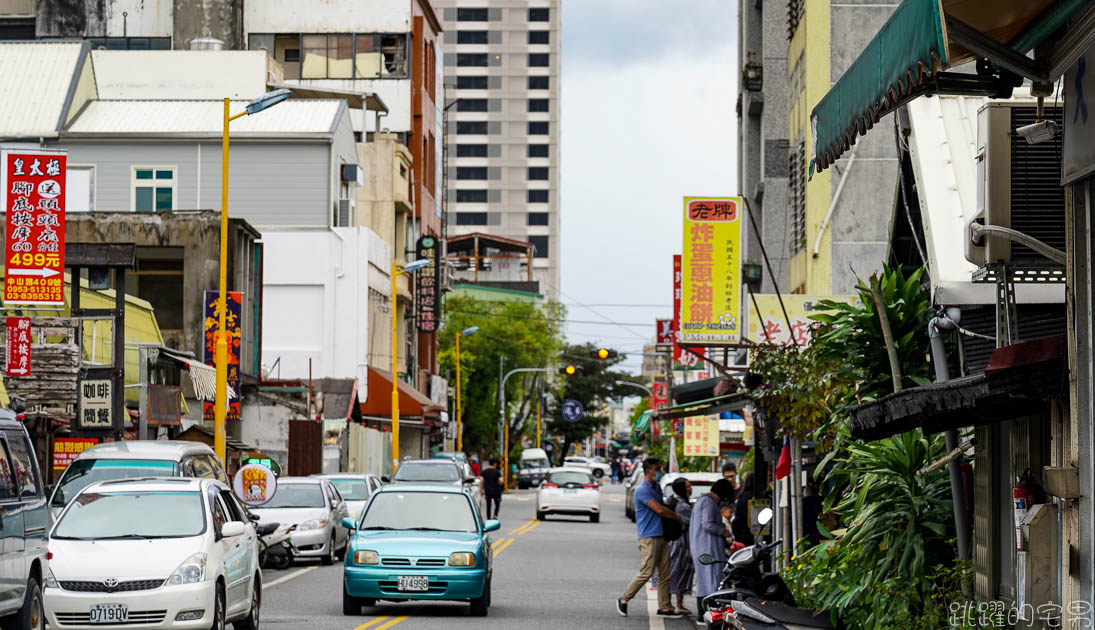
[89, 604, 128, 624]
[397, 576, 429, 592]
[564, 489, 578, 494]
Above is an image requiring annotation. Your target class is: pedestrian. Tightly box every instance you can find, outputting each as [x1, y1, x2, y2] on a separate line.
[610, 457, 621, 484]
[470, 455, 480, 477]
[616, 457, 683, 620]
[802, 483, 823, 547]
[480, 457, 503, 520]
[722, 462, 743, 501]
[689, 478, 736, 614]
[667, 477, 695, 616]
[731, 473, 755, 547]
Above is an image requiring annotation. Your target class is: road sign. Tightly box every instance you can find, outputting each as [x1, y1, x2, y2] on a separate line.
[5, 317, 31, 377]
[561, 399, 584, 423]
[2, 150, 66, 306]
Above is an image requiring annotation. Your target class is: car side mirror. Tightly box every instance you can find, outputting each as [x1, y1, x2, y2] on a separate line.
[221, 522, 247, 538]
[342, 517, 358, 531]
[758, 507, 773, 526]
[381, 476, 390, 483]
[463, 478, 475, 484]
[483, 519, 500, 532]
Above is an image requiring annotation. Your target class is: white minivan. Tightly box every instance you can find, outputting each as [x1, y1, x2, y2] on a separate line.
[516, 448, 551, 489]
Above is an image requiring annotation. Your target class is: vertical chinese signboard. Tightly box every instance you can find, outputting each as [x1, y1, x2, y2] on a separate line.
[2, 151, 66, 306]
[683, 416, 719, 457]
[655, 319, 673, 346]
[416, 235, 440, 333]
[78, 379, 113, 429]
[5, 317, 31, 377]
[673, 255, 703, 370]
[681, 197, 742, 344]
[203, 290, 242, 422]
[746, 295, 858, 346]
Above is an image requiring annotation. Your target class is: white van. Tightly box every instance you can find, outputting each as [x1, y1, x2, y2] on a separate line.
[516, 448, 551, 489]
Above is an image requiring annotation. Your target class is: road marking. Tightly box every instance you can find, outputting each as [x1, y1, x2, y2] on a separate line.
[353, 616, 408, 630]
[492, 537, 514, 557]
[516, 520, 541, 536]
[645, 583, 665, 630]
[507, 518, 536, 535]
[375, 617, 409, 630]
[609, 497, 624, 503]
[353, 617, 390, 630]
[265, 566, 317, 589]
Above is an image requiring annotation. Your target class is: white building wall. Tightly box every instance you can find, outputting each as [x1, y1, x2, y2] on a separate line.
[244, 0, 411, 34]
[102, 0, 173, 37]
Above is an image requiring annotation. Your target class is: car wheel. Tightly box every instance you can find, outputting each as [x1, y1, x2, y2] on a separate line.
[210, 585, 226, 630]
[592, 469, 604, 479]
[321, 534, 336, 566]
[4, 576, 43, 630]
[232, 577, 260, 630]
[536, 510, 545, 521]
[342, 583, 362, 616]
[469, 578, 490, 617]
[590, 513, 600, 523]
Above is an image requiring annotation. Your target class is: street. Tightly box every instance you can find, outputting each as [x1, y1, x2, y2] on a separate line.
[262, 483, 697, 630]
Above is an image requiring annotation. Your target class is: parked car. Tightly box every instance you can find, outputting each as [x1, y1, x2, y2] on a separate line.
[391, 459, 475, 490]
[536, 468, 601, 522]
[46, 477, 260, 630]
[431, 452, 468, 464]
[0, 409, 48, 630]
[624, 465, 643, 521]
[48, 441, 228, 520]
[659, 472, 724, 501]
[561, 456, 611, 479]
[315, 473, 383, 520]
[341, 484, 499, 617]
[250, 476, 350, 565]
[516, 448, 551, 489]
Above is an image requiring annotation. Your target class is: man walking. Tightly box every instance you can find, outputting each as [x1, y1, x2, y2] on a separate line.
[616, 457, 683, 620]
[480, 457, 503, 520]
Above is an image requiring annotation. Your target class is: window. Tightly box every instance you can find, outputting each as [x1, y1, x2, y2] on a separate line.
[457, 189, 489, 203]
[258, 33, 406, 79]
[528, 122, 549, 135]
[528, 98, 549, 112]
[528, 144, 549, 158]
[457, 31, 489, 44]
[457, 144, 488, 157]
[457, 121, 488, 135]
[456, 212, 488, 226]
[457, 8, 489, 21]
[457, 167, 487, 180]
[529, 76, 549, 90]
[529, 31, 549, 44]
[5, 436, 38, 499]
[67, 166, 94, 212]
[528, 167, 549, 180]
[87, 37, 171, 50]
[132, 168, 175, 212]
[529, 8, 550, 21]
[528, 189, 549, 203]
[457, 76, 489, 90]
[458, 99, 488, 112]
[528, 53, 549, 67]
[425, 38, 435, 93]
[529, 235, 549, 258]
[527, 212, 549, 226]
[458, 53, 488, 67]
[132, 248, 185, 331]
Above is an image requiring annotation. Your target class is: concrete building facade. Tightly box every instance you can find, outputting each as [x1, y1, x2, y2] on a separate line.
[433, 0, 561, 301]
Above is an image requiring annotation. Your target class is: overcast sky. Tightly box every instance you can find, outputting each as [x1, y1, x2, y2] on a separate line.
[559, 0, 739, 375]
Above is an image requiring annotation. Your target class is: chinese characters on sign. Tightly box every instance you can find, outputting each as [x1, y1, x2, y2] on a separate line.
[682, 416, 719, 457]
[672, 255, 704, 370]
[2, 151, 66, 305]
[78, 379, 113, 429]
[651, 380, 668, 410]
[681, 197, 743, 344]
[52, 437, 98, 470]
[416, 236, 440, 333]
[203, 290, 242, 422]
[5, 317, 31, 377]
[746, 295, 858, 346]
[655, 318, 673, 345]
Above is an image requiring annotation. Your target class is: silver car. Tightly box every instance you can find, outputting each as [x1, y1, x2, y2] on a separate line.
[251, 477, 350, 565]
[314, 472, 382, 520]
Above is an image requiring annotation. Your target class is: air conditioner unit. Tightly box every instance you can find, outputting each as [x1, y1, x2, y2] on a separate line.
[967, 102, 1064, 266]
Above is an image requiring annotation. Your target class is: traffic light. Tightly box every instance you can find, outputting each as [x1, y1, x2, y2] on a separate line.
[590, 348, 618, 360]
[559, 365, 579, 375]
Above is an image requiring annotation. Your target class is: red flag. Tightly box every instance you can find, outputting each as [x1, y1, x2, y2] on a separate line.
[775, 439, 791, 480]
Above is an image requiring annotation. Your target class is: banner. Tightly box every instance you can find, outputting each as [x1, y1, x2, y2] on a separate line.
[656, 319, 673, 345]
[746, 294, 858, 346]
[681, 197, 743, 344]
[53, 437, 98, 470]
[416, 235, 440, 333]
[683, 416, 719, 457]
[672, 255, 704, 370]
[5, 317, 30, 377]
[2, 150, 66, 305]
[203, 290, 242, 421]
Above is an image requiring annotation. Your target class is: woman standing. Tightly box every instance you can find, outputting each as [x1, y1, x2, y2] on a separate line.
[689, 479, 736, 614]
[667, 478, 695, 616]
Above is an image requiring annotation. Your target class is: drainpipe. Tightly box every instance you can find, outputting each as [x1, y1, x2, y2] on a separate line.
[929, 308, 971, 561]
[812, 143, 859, 258]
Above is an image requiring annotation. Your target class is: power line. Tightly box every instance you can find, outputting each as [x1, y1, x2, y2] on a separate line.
[442, 309, 653, 327]
[540, 278, 652, 341]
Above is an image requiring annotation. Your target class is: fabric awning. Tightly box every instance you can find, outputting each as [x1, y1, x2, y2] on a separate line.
[360, 366, 443, 418]
[811, 0, 1080, 173]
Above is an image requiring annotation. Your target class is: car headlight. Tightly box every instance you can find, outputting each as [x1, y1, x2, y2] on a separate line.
[299, 519, 328, 531]
[166, 553, 207, 586]
[448, 552, 476, 567]
[353, 550, 379, 565]
[44, 568, 58, 589]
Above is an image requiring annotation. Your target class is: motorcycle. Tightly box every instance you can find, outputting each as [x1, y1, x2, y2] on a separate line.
[256, 521, 297, 570]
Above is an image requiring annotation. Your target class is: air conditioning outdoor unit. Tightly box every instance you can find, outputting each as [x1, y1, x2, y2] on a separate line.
[967, 101, 1064, 266]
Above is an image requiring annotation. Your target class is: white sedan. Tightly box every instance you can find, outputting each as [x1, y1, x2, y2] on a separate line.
[562, 456, 611, 479]
[47, 477, 261, 630]
[536, 468, 601, 522]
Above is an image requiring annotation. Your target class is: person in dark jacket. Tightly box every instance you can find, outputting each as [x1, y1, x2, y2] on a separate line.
[730, 473, 755, 547]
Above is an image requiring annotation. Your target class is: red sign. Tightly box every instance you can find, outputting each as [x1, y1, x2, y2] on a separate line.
[2, 151, 65, 305]
[656, 319, 673, 345]
[673, 255, 704, 370]
[687, 198, 738, 222]
[5, 317, 30, 377]
[52, 437, 98, 470]
[651, 380, 668, 410]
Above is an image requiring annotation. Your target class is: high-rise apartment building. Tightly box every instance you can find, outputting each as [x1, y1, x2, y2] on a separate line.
[433, 0, 561, 300]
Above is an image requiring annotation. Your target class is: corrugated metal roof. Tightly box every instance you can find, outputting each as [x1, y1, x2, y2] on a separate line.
[0, 42, 85, 138]
[65, 99, 345, 137]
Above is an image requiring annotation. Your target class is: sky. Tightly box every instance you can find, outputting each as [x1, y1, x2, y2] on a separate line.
[558, 0, 739, 375]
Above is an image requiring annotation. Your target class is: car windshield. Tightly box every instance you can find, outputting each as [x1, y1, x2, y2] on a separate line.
[260, 483, 325, 508]
[565, 458, 585, 464]
[548, 471, 593, 486]
[53, 491, 205, 539]
[394, 462, 459, 482]
[359, 492, 477, 532]
[329, 478, 369, 500]
[51, 459, 178, 507]
[522, 458, 549, 469]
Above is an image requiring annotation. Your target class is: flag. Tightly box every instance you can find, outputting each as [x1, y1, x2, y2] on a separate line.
[775, 438, 791, 480]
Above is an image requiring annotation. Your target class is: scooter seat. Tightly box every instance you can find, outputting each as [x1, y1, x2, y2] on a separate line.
[744, 597, 838, 629]
[255, 522, 280, 536]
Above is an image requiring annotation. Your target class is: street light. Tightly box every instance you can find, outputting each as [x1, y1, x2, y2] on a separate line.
[215, 89, 292, 464]
[455, 325, 479, 453]
[391, 258, 431, 470]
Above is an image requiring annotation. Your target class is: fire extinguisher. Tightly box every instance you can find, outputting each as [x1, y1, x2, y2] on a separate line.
[1012, 469, 1041, 552]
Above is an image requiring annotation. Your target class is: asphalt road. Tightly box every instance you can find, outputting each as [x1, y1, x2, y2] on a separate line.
[262, 482, 701, 630]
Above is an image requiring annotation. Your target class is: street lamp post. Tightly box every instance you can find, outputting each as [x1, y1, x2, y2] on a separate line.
[215, 89, 290, 464]
[390, 258, 430, 471]
[499, 366, 556, 492]
[454, 326, 479, 453]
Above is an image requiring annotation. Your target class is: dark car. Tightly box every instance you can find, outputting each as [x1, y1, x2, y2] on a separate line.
[0, 409, 48, 630]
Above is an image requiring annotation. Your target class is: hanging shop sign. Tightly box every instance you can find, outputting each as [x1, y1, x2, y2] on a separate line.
[416, 235, 441, 333]
[656, 318, 673, 346]
[78, 378, 113, 430]
[2, 150, 66, 306]
[681, 198, 743, 344]
[202, 290, 242, 422]
[52, 437, 99, 470]
[233, 462, 279, 506]
[5, 317, 31, 377]
[683, 416, 720, 457]
[673, 255, 704, 370]
[746, 295, 859, 346]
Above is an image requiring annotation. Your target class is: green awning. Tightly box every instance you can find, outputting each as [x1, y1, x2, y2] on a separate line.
[633, 410, 652, 434]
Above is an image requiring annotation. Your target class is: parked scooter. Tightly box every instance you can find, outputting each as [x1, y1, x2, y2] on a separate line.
[256, 521, 297, 570]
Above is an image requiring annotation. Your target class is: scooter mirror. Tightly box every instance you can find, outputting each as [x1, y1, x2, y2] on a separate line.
[697, 553, 717, 565]
[757, 507, 773, 525]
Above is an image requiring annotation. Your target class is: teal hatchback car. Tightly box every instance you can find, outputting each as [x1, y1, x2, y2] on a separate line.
[341, 484, 500, 617]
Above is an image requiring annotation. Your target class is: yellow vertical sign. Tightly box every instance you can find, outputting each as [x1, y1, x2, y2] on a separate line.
[681, 197, 743, 343]
[683, 416, 720, 457]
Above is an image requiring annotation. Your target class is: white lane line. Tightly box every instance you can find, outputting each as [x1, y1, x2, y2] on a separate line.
[265, 566, 317, 589]
[645, 583, 665, 630]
